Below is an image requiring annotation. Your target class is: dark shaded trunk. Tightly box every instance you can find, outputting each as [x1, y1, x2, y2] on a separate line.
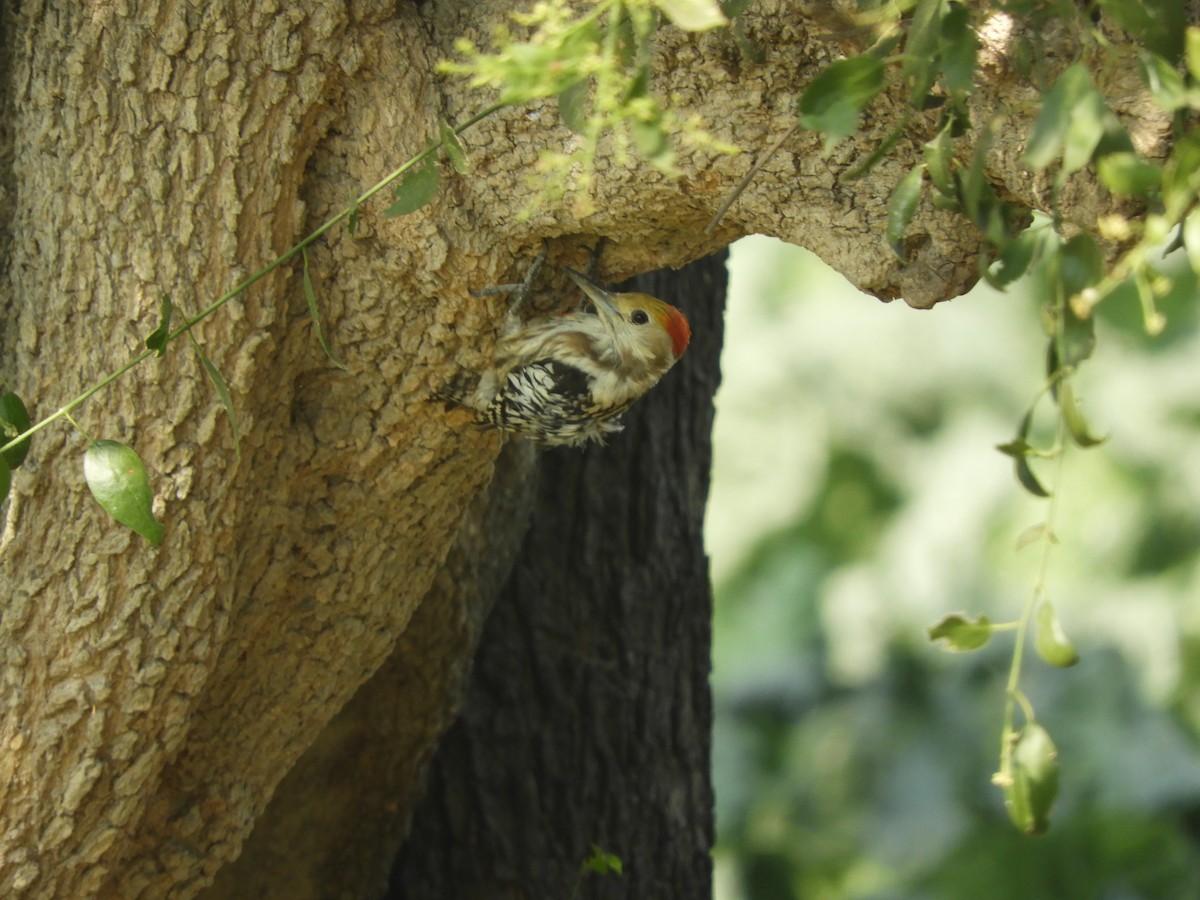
[387, 251, 727, 899]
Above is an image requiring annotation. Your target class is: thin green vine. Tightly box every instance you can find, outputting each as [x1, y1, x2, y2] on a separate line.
[0, 0, 739, 540]
[759, 0, 1198, 835]
[0, 100, 507, 540]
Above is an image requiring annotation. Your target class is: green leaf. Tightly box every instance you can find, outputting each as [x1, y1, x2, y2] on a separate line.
[621, 67, 674, 168]
[84, 440, 164, 547]
[1097, 152, 1162, 196]
[1002, 722, 1059, 835]
[612, 10, 640, 70]
[1017, 453, 1056, 496]
[887, 165, 925, 260]
[1188, 27, 1200, 80]
[1015, 455, 1050, 498]
[797, 55, 886, 150]
[583, 845, 623, 876]
[995, 437, 1032, 460]
[632, 117, 672, 167]
[1097, 0, 1184, 60]
[1163, 132, 1200, 221]
[653, 0, 727, 31]
[384, 159, 439, 217]
[1058, 232, 1104, 301]
[301, 247, 347, 370]
[1035, 600, 1080, 667]
[1022, 63, 1093, 171]
[927, 612, 993, 651]
[347, 198, 360, 236]
[1060, 87, 1109, 176]
[482, 18, 602, 104]
[144, 294, 175, 356]
[923, 120, 956, 197]
[0, 456, 10, 507]
[998, 412, 1051, 498]
[844, 122, 908, 180]
[720, 0, 754, 16]
[439, 119, 468, 174]
[721, 0, 764, 60]
[939, 2, 978, 97]
[1057, 308, 1096, 374]
[901, 0, 944, 105]
[187, 330, 243, 461]
[986, 228, 1038, 288]
[0, 388, 32, 470]
[1015, 521, 1056, 549]
[558, 78, 590, 135]
[958, 120, 1002, 238]
[997, 408, 1036, 458]
[1140, 51, 1189, 112]
[1058, 380, 1104, 449]
[1184, 208, 1200, 278]
[622, 59, 652, 105]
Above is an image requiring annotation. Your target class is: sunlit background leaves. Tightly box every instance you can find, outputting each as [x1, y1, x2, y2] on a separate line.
[709, 236, 1200, 899]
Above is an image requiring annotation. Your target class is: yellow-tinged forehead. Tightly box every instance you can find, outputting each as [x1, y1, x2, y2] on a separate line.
[611, 293, 678, 318]
[613, 292, 692, 357]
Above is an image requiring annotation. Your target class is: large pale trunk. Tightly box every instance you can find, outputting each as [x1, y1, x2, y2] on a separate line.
[0, 2, 1158, 897]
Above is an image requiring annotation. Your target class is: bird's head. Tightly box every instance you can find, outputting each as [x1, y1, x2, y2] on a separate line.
[566, 269, 692, 369]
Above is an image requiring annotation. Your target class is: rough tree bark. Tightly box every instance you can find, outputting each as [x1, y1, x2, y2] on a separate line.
[0, 1, 1169, 898]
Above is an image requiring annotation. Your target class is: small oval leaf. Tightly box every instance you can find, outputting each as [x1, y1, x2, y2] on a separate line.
[384, 159, 439, 217]
[1097, 151, 1162, 196]
[438, 119, 468, 174]
[1003, 723, 1059, 835]
[558, 78, 590, 135]
[1163, 132, 1200, 221]
[798, 55, 885, 147]
[923, 121, 956, 198]
[187, 331, 243, 460]
[939, 3, 978, 96]
[1035, 600, 1080, 667]
[84, 440, 164, 547]
[1060, 262, 1099, 367]
[987, 226, 1042, 288]
[652, 0, 727, 31]
[584, 844, 624, 875]
[1058, 233, 1105, 301]
[1058, 381, 1105, 449]
[631, 114, 672, 167]
[1060, 88, 1109, 176]
[0, 389, 33, 470]
[144, 294, 175, 356]
[1023, 63, 1092, 171]
[1015, 454, 1051, 498]
[1139, 51, 1188, 112]
[301, 247, 347, 370]
[899, 0, 941, 104]
[927, 612, 993, 651]
[887, 165, 925, 260]
[1015, 521, 1055, 549]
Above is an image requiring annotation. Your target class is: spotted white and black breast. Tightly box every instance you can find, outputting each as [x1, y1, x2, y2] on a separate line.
[482, 358, 630, 446]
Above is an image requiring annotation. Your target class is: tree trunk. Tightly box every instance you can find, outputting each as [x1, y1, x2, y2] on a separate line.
[0, 0, 1159, 896]
[388, 254, 725, 900]
[203, 439, 542, 900]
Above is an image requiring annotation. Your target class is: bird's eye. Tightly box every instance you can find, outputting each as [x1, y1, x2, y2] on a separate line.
[631, 310, 649, 325]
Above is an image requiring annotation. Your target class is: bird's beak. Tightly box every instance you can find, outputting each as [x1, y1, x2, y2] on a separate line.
[566, 269, 620, 322]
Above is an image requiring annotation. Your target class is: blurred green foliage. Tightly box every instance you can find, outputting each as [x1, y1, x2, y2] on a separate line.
[709, 237, 1200, 899]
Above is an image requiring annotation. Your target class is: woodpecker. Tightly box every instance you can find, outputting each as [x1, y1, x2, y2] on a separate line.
[440, 267, 692, 447]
